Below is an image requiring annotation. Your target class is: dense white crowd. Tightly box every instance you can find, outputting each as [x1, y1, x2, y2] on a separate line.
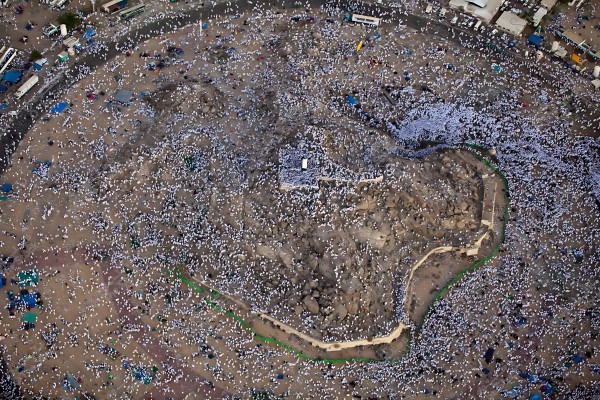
[0, 0, 598, 399]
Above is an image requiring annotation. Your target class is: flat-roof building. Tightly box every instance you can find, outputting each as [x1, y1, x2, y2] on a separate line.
[449, 0, 503, 23]
[495, 11, 527, 36]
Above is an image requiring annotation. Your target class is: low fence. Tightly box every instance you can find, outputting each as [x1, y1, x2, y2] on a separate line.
[173, 142, 510, 363]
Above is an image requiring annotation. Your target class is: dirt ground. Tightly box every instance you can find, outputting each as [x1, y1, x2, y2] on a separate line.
[0, 2, 597, 400]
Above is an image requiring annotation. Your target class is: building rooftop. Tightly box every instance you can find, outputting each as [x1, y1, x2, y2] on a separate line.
[495, 11, 527, 36]
[449, 0, 503, 23]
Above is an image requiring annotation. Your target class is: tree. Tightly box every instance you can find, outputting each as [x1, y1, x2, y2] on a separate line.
[30, 49, 43, 61]
[57, 12, 81, 31]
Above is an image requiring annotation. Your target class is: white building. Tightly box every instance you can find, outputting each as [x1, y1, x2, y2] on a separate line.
[495, 11, 527, 36]
[449, 0, 504, 23]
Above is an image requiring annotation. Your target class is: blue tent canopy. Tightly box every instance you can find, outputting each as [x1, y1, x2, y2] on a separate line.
[83, 28, 96, 38]
[2, 71, 22, 83]
[22, 293, 38, 308]
[2, 183, 12, 193]
[346, 95, 358, 105]
[0, 103, 8, 110]
[133, 366, 153, 384]
[50, 102, 68, 114]
[528, 34, 544, 46]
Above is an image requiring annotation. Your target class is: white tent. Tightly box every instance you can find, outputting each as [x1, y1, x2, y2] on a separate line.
[533, 7, 547, 26]
[495, 12, 527, 36]
[592, 79, 600, 90]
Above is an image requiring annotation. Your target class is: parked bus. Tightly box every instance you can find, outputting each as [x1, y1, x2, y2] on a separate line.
[118, 3, 145, 20]
[49, 0, 68, 8]
[0, 47, 17, 75]
[101, 0, 128, 13]
[350, 14, 380, 26]
[15, 75, 39, 100]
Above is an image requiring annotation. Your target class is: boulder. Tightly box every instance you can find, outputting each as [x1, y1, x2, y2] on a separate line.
[318, 258, 336, 282]
[303, 296, 320, 314]
[347, 301, 359, 315]
[335, 304, 348, 321]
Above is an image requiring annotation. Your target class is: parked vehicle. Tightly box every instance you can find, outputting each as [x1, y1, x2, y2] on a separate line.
[15, 75, 39, 100]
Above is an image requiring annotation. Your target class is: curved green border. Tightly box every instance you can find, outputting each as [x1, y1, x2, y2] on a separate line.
[169, 143, 510, 363]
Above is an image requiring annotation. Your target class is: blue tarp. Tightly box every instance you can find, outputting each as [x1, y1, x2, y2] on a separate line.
[528, 34, 544, 46]
[346, 95, 358, 105]
[83, 28, 96, 38]
[22, 294, 38, 308]
[2, 71, 22, 83]
[50, 102, 68, 114]
[1, 183, 12, 192]
[0, 274, 5, 289]
[133, 366, 153, 384]
[8, 292, 40, 310]
[0, 85, 7, 93]
[0, 104, 8, 110]
[33, 63, 42, 71]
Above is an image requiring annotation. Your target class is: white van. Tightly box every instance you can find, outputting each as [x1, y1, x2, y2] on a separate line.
[474, 20, 482, 30]
[425, 5, 433, 14]
[440, 8, 447, 17]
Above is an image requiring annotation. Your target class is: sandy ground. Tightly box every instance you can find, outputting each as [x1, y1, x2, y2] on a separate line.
[0, 2, 597, 400]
